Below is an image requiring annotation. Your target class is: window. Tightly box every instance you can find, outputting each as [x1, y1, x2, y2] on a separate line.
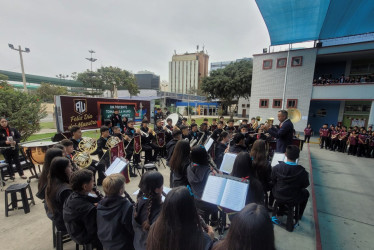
[263, 59, 272, 70]
[287, 99, 298, 108]
[291, 56, 303, 67]
[246, 104, 250, 108]
[259, 99, 269, 108]
[242, 104, 245, 108]
[272, 99, 282, 108]
[277, 58, 287, 68]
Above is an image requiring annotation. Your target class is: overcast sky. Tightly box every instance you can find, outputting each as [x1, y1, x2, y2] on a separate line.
[0, 0, 270, 82]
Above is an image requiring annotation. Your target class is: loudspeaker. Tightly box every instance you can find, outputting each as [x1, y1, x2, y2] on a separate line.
[316, 42, 322, 48]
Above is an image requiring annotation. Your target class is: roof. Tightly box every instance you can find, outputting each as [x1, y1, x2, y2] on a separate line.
[255, 0, 374, 46]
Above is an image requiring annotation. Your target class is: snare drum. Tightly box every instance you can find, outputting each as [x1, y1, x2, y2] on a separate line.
[21, 141, 57, 165]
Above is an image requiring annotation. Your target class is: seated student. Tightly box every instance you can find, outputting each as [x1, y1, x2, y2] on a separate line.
[63, 169, 103, 249]
[140, 120, 159, 164]
[189, 124, 202, 143]
[250, 140, 272, 193]
[181, 117, 188, 127]
[60, 139, 79, 171]
[187, 146, 218, 224]
[154, 119, 168, 157]
[231, 152, 264, 206]
[104, 119, 114, 135]
[225, 119, 236, 134]
[271, 145, 309, 219]
[97, 174, 134, 250]
[45, 157, 73, 232]
[166, 129, 182, 166]
[112, 126, 124, 141]
[199, 123, 211, 144]
[219, 116, 226, 129]
[70, 125, 82, 150]
[180, 125, 191, 141]
[133, 171, 164, 250]
[124, 120, 141, 177]
[228, 133, 248, 154]
[214, 131, 229, 167]
[212, 204, 275, 250]
[91, 126, 111, 185]
[169, 140, 191, 188]
[211, 121, 224, 141]
[209, 118, 218, 132]
[37, 148, 64, 200]
[147, 186, 214, 250]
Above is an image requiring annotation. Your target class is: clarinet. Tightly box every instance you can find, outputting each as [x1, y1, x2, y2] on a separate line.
[124, 191, 135, 204]
[199, 215, 210, 233]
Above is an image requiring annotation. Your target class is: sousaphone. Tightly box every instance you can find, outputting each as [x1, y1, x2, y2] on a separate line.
[288, 108, 301, 123]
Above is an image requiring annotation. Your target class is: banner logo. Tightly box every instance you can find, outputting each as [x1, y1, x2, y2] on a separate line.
[74, 99, 87, 114]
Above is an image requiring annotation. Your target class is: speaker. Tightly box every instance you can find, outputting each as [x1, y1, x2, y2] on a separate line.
[316, 42, 322, 48]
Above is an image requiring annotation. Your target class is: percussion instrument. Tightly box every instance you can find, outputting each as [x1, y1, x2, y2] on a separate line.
[21, 141, 58, 165]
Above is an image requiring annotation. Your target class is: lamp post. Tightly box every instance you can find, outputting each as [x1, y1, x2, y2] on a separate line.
[8, 44, 30, 92]
[85, 50, 97, 93]
[161, 83, 168, 108]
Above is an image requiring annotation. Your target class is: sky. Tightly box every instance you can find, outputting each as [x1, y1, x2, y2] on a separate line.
[0, 0, 270, 82]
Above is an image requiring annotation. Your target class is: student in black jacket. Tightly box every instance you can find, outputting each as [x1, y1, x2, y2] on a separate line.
[228, 133, 248, 154]
[211, 121, 224, 141]
[110, 108, 124, 132]
[0, 117, 26, 179]
[169, 140, 191, 188]
[91, 126, 110, 185]
[133, 171, 164, 250]
[166, 130, 182, 166]
[250, 140, 272, 193]
[45, 157, 73, 232]
[63, 169, 103, 249]
[214, 131, 229, 167]
[271, 145, 310, 219]
[140, 121, 158, 164]
[97, 174, 134, 250]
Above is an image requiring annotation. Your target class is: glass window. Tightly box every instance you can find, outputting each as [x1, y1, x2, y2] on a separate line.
[263, 60, 272, 70]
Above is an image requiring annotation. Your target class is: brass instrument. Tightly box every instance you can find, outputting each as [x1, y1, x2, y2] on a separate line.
[190, 138, 197, 147]
[196, 132, 206, 146]
[140, 130, 149, 137]
[288, 108, 301, 124]
[106, 136, 121, 149]
[164, 126, 172, 134]
[266, 118, 274, 126]
[73, 137, 98, 168]
[253, 116, 262, 130]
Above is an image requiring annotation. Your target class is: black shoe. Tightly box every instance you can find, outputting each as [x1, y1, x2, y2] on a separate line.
[1, 181, 5, 186]
[130, 172, 138, 177]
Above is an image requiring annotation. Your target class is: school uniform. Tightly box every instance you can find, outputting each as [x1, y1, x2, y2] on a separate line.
[172, 159, 191, 188]
[348, 134, 358, 155]
[319, 128, 330, 149]
[357, 133, 368, 157]
[0, 126, 24, 177]
[304, 127, 312, 143]
[214, 143, 227, 167]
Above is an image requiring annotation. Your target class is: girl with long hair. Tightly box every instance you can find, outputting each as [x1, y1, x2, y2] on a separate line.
[45, 156, 73, 231]
[37, 148, 64, 200]
[214, 131, 230, 167]
[250, 140, 272, 193]
[169, 140, 191, 187]
[133, 171, 164, 250]
[147, 186, 214, 250]
[212, 204, 275, 250]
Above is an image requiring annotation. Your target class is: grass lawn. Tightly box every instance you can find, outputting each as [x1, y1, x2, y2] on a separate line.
[40, 122, 55, 129]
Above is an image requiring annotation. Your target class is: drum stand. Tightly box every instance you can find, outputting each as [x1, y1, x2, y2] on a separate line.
[23, 148, 39, 180]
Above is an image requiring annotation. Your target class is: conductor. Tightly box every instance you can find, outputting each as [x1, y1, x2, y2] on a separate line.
[264, 110, 294, 153]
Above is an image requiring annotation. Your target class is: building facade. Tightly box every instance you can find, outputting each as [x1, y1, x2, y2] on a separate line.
[168, 51, 209, 94]
[248, 40, 374, 132]
[134, 71, 160, 90]
[210, 58, 253, 72]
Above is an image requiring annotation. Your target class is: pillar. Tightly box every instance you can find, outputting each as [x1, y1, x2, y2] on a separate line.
[368, 101, 374, 127]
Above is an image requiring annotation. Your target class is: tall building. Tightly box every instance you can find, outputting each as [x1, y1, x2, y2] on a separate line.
[169, 51, 209, 94]
[134, 71, 160, 90]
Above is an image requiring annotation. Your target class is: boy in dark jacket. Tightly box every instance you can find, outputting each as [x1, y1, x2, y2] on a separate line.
[271, 145, 310, 219]
[97, 174, 134, 250]
[63, 169, 103, 249]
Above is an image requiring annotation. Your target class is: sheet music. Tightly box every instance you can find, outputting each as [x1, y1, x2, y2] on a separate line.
[219, 153, 237, 174]
[201, 175, 227, 205]
[220, 179, 248, 211]
[271, 153, 285, 167]
[163, 186, 172, 195]
[105, 158, 127, 176]
[204, 138, 214, 152]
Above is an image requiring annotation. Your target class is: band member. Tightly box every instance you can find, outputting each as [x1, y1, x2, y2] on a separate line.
[225, 119, 236, 134]
[154, 108, 163, 129]
[250, 117, 257, 132]
[140, 120, 157, 164]
[369, 131, 374, 158]
[70, 125, 82, 151]
[180, 125, 190, 141]
[181, 117, 188, 126]
[348, 130, 358, 155]
[0, 117, 26, 179]
[304, 124, 312, 143]
[319, 124, 330, 149]
[241, 119, 249, 129]
[164, 118, 174, 143]
[214, 131, 230, 167]
[219, 116, 226, 128]
[60, 139, 79, 171]
[199, 123, 211, 144]
[164, 107, 170, 117]
[210, 119, 218, 132]
[327, 124, 334, 149]
[124, 120, 141, 177]
[239, 125, 251, 149]
[189, 119, 196, 130]
[338, 126, 349, 152]
[154, 119, 168, 157]
[104, 119, 114, 135]
[211, 122, 224, 141]
[110, 108, 124, 132]
[189, 124, 202, 142]
[264, 110, 294, 153]
[357, 129, 368, 157]
[91, 126, 111, 185]
[113, 126, 124, 141]
[330, 126, 340, 151]
[122, 116, 128, 133]
[166, 130, 182, 166]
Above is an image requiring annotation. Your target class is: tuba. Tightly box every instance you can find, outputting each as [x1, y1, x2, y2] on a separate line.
[73, 137, 97, 168]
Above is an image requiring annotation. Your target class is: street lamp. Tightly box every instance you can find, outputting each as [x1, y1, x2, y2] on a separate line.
[8, 44, 30, 92]
[161, 83, 168, 108]
[85, 50, 97, 72]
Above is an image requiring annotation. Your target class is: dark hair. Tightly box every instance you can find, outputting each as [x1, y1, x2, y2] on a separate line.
[70, 169, 93, 192]
[228, 119, 234, 123]
[190, 146, 209, 165]
[243, 119, 248, 122]
[278, 110, 288, 118]
[212, 118, 217, 121]
[70, 125, 81, 134]
[203, 118, 208, 121]
[60, 139, 73, 147]
[250, 140, 269, 182]
[142, 120, 149, 125]
[219, 116, 224, 119]
[180, 125, 188, 131]
[213, 204, 275, 250]
[52, 144, 65, 151]
[231, 152, 255, 178]
[45, 157, 71, 213]
[191, 124, 197, 128]
[240, 125, 248, 130]
[147, 187, 204, 250]
[38, 148, 64, 193]
[104, 119, 111, 126]
[156, 119, 162, 124]
[218, 131, 229, 142]
[218, 121, 224, 125]
[286, 145, 300, 161]
[169, 140, 190, 174]
[114, 108, 119, 111]
[233, 133, 245, 144]
[134, 171, 164, 231]
[100, 126, 109, 134]
[113, 126, 121, 131]
[167, 118, 172, 122]
[172, 129, 182, 138]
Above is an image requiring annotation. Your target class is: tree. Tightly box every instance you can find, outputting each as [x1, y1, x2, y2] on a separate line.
[77, 70, 104, 95]
[0, 76, 47, 141]
[77, 66, 139, 97]
[35, 83, 68, 102]
[201, 60, 252, 116]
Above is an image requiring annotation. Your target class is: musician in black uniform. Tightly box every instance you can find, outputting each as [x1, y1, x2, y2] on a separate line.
[166, 130, 182, 165]
[214, 131, 229, 167]
[124, 120, 140, 177]
[140, 120, 157, 164]
[189, 124, 202, 143]
[0, 117, 26, 180]
[209, 118, 218, 132]
[110, 108, 124, 132]
[229, 133, 248, 154]
[91, 126, 111, 185]
[211, 122, 224, 141]
[104, 119, 114, 135]
[199, 123, 211, 145]
[154, 119, 168, 157]
[165, 118, 174, 143]
[154, 108, 163, 129]
[180, 125, 191, 141]
[225, 119, 236, 134]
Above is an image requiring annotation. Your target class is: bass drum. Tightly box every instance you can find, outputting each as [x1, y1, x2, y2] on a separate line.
[164, 113, 183, 128]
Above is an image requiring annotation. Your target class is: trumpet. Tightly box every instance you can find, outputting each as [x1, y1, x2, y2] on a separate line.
[140, 130, 150, 137]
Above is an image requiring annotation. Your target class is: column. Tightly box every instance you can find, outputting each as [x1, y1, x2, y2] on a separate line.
[368, 101, 374, 127]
